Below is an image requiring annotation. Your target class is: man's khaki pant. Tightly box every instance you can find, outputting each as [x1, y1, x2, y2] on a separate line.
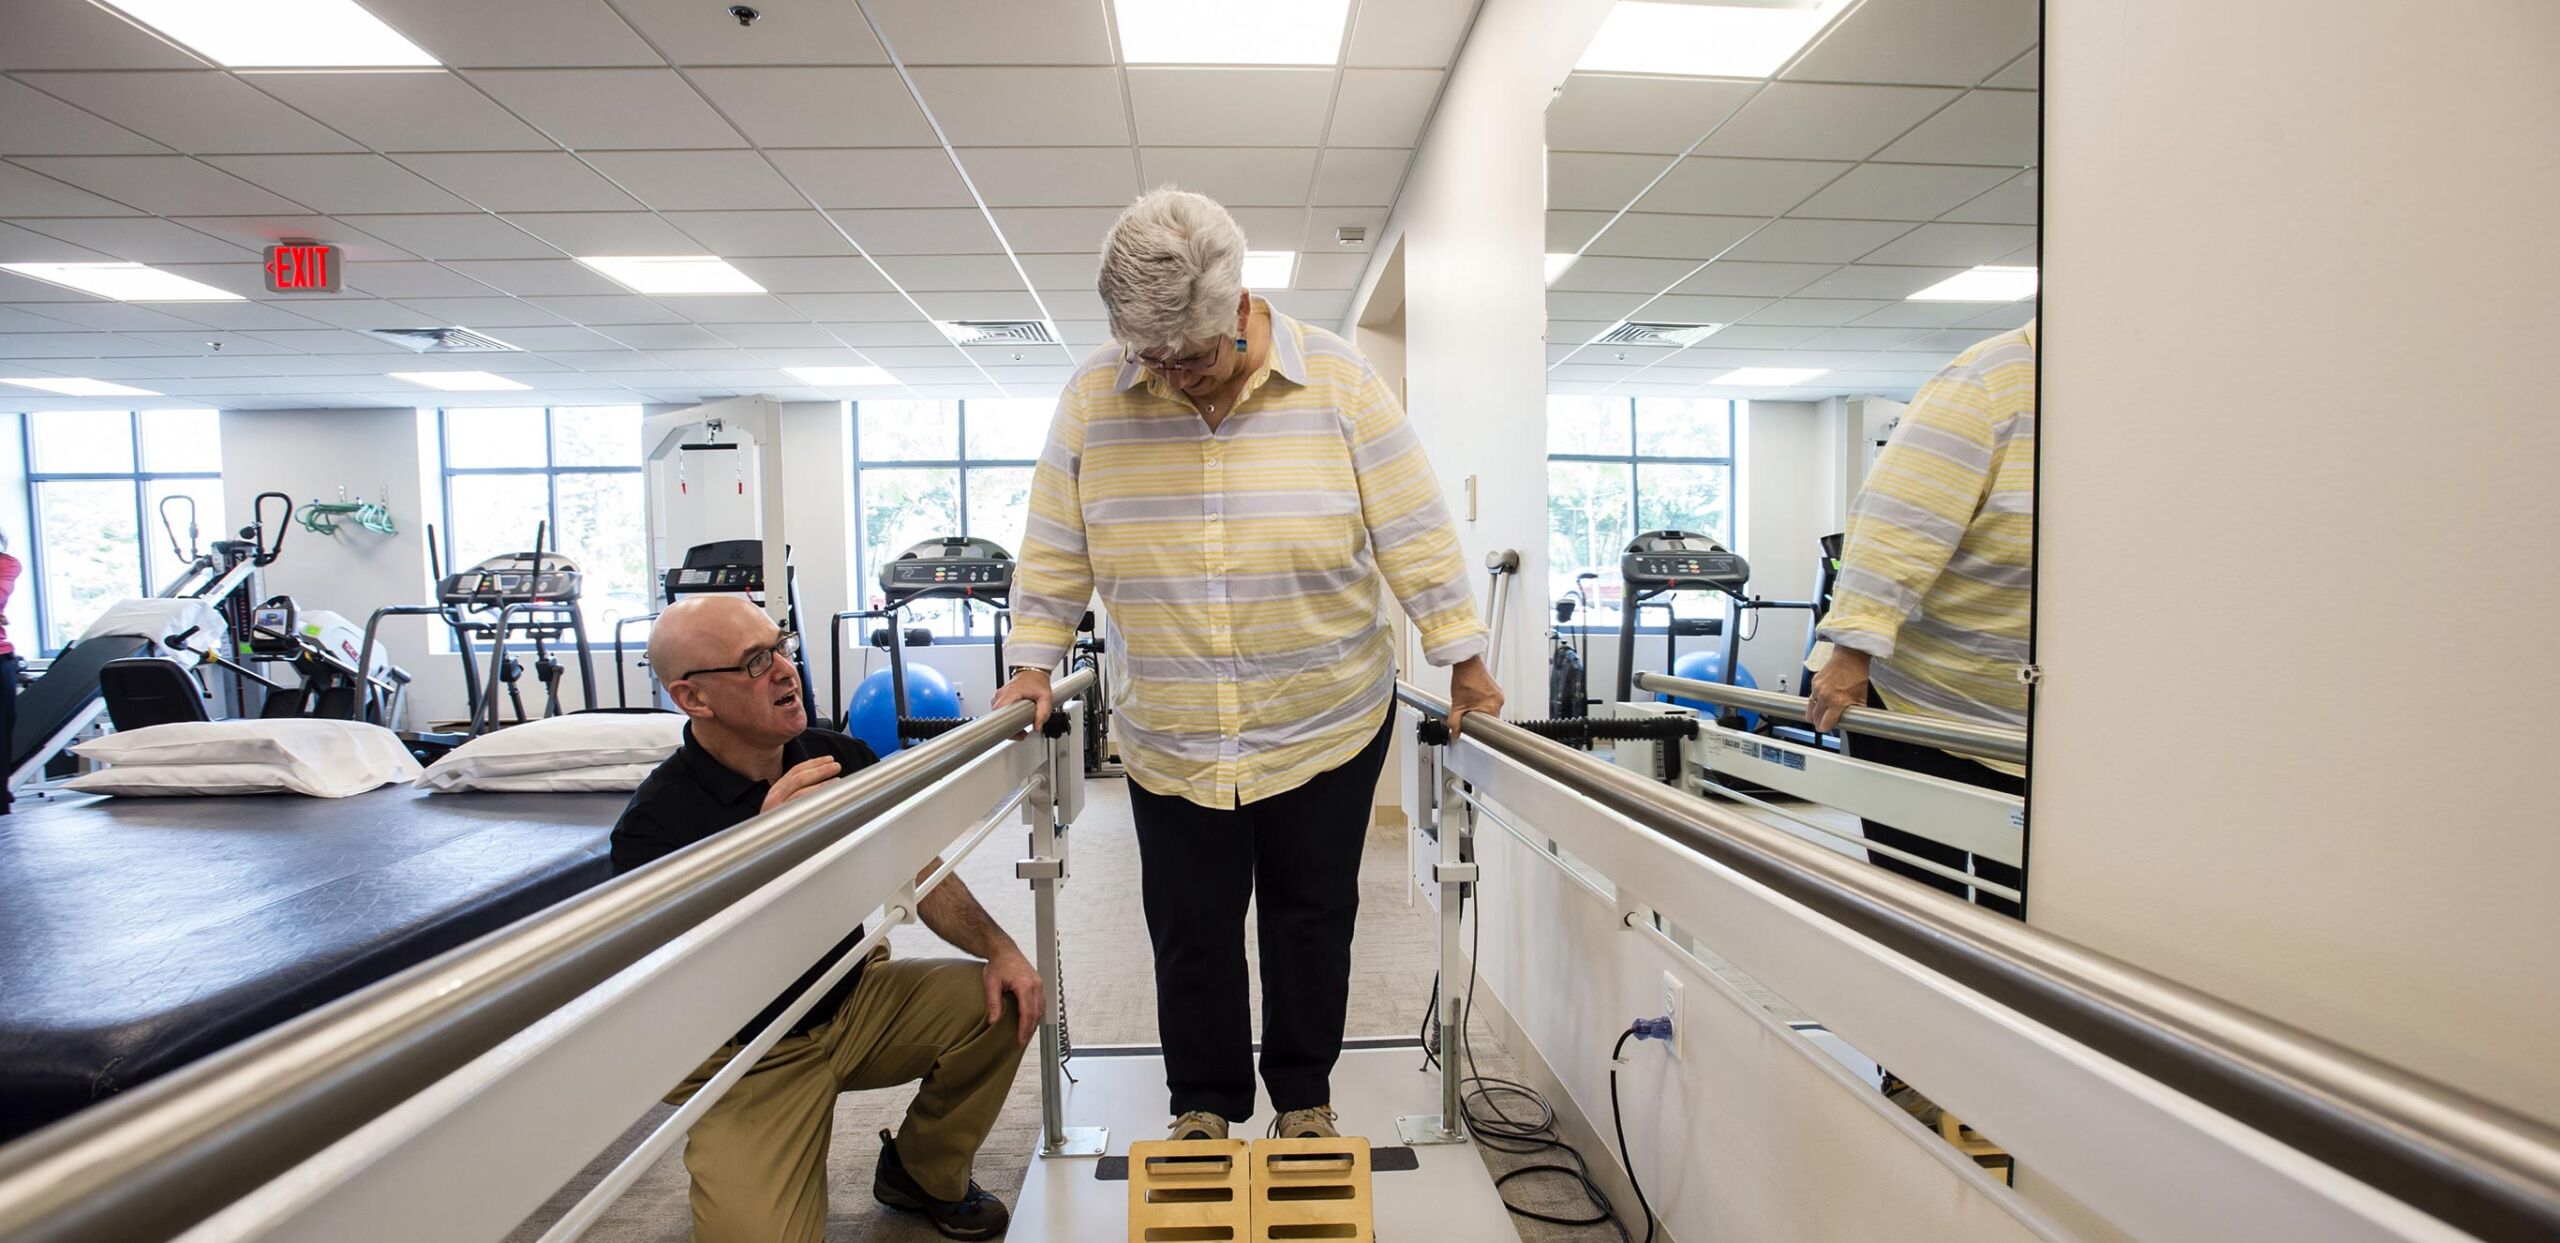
[667, 948, 1023, 1243]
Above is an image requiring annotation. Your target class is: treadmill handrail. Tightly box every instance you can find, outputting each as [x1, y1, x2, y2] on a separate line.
[1633, 669, 2026, 764]
[0, 668, 1095, 1243]
[1398, 683, 2560, 1239]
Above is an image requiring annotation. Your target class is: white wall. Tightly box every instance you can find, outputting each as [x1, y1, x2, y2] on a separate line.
[2036, 0, 2560, 1125]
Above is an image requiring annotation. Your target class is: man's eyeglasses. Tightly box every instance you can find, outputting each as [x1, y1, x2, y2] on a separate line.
[681, 631, 800, 681]
[1127, 342, 1223, 376]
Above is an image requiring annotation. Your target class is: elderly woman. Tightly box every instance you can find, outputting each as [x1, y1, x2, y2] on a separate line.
[994, 189, 1502, 1142]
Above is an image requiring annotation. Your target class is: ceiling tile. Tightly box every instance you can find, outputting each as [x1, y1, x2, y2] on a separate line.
[584, 149, 809, 211]
[786, 292, 920, 320]
[1292, 252, 1370, 290]
[0, 80, 167, 156]
[207, 154, 472, 213]
[391, 153, 640, 212]
[910, 290, 1042, 321]
[152, 299, 335, 329]
[1854, 222, 2035, 266]
[1346, 0, 1476, 67]
[465, 69, 743, 149]
[440, 259, 626, 297]
[336, 213, 559, 261]
[248, 71, 554, 152]
[1720, 218, 1914, 264]
[1546, 151, 1677, 213]
[866, 0, 1113, 64]
[522, 295, 677, 325]
[610, 0, 889, 65]
[393, 296, 568, 328]
[1845, 301, 1985, 328]
[1642, 294, 1780, 323]
[1129, 68, 1331, 147]
[1327, 70, 1442, 148]
[873, 254, 1029, 292]
[1035, 288, 1106, 320]
[18, 72, 362, 155]
[169, 215, 407, 260]
[1633, 156, 1853, 217]
[0, 0, 205, 70]
[909, 67, 1130, 146]
[767, 148, 971, 209]
[15, 156, 301, 214]
[1873, 90, 2037, 166]
[826, 319, 951, 346]
[1547, 73, 1756, 156]
[7, 300, 206, 332]
[1545, 291, 1645, 323]
[0, 222, 110, 263]
[1014, 252, 1098, 289]
[647, 294, 802, 323]
[265, 297, 410, 330]
[1797, 326, 1930, 352]
[0, 162, 141, 215]
[956, 147, 1140, 209]
[504, 212, 701, 254]
[1960, 302, 2036, 330]
[687, 67, 935, 147]
[1739, 298, 1892, 326]
[1546, 210, 1616, 252]
[1141, 148, 1318, 207]
[1310, 148, 1408, 207]
[1987, 48, 2040, 90]
[1584, 212, 1762, 260]
[356, 0, 665, 68]
[1692, 323, 1825, 350]
[1789, 162, 2014, 222]
[14, 217, 252, 263]
[1793, 264, 1965, 299]
[344, 260, 499, 298]
[726, 256, 889, 292]
[1696, 83, 1963, 161]
[709, 321, 841, 348]
[1549, 256, 1701, 295]
[666, 211, 859, 257]
[826, 208, 1003, 255]
[1940, 170, 2036, 224]
[1783, 0, 2039, 87]
[988, 207, 1121, 254]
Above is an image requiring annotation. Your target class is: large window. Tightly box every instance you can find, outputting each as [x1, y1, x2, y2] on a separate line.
[1547, 395, 1736, 631]
[852, 398, 1050, 639]
[22, 410, 223, 652]
[437, 408, 648, 642]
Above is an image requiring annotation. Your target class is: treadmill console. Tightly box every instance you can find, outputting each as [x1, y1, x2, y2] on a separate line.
[439, 552, 584, 607]
[666, 564, 765, 595]
[1620, 530, 1750, 592]
[880, 535, 1015, 606]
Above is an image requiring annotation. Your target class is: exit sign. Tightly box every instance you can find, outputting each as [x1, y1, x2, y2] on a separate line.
[263, 243, 340, 293]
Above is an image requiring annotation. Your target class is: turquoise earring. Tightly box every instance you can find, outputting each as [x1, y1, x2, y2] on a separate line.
[1234, 336, 1247, 352]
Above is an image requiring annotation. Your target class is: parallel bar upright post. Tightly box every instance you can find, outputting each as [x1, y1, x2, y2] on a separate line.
[1028, 697, 1104, 1158]
[1401, 729, 1469, 1145]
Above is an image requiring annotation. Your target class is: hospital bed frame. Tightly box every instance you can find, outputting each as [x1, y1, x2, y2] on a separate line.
[0, 670, 2554, 1242]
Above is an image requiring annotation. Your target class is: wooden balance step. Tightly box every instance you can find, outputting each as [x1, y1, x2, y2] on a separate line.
[1126, 1137, 1376, 1242]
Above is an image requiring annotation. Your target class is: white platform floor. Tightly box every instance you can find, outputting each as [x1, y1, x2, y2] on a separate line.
[1009, 1046, 1514, 1242]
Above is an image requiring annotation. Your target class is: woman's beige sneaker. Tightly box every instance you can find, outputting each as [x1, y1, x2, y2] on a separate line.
[1270, 1106, 1339, 1139]
[1168, 1110, 1229, 1141]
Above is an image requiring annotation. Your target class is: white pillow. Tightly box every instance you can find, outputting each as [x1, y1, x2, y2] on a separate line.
[73, 719, 422, 799]
[421, 712, 686, 781]
[64, 750, 419, 799]
[418, 760, 661, 794]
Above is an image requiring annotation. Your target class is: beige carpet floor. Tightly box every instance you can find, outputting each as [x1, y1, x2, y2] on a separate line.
[505, 776, 1646, 1242]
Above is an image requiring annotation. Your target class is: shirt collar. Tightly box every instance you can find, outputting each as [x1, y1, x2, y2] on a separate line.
[1114, 296, 1309, 396]
[676, 722, 809, 807]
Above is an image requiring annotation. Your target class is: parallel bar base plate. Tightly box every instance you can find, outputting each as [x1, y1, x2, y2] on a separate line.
[1038, 1126, 1109, 1158]
[1397, 1114, 1468, 1146]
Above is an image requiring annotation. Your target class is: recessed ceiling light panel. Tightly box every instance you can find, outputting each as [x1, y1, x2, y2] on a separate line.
[785, 366, 896, 386]
[1115, 0, 1353, 65]
[1242, 251, 1296, 289]
[1710, 367, 1828, 386]
[1907, 265, 2039, 302]
[100, 0, 439, 67]
[1576, 0, 1853, 78]
[2, 262, 245, 302]
[1, 377, 163, 397]
[575, 255, 766, 295]
[388, 371, 528, 391]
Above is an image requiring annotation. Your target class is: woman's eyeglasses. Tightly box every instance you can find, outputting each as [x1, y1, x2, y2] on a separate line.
[1127, 343, 1223, 376]
[681, 631, 800, 681]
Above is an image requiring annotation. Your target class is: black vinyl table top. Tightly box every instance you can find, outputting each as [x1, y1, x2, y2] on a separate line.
[0, 784, 627, 1142]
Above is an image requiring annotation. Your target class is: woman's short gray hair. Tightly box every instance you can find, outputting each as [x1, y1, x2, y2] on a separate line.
[1097, 187, 1247, 355]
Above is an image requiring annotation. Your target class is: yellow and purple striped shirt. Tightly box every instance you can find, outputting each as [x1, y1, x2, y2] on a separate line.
[1008, 301, 1487, 808]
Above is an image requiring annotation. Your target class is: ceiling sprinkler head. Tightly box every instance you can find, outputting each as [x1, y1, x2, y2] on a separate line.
[728, 5, 760, 27]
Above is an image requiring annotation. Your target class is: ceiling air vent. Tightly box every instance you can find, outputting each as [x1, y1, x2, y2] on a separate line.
[1596, 321, 1724, 348]
[936, 320, 1059, 346]
[365, 326, 520, 353]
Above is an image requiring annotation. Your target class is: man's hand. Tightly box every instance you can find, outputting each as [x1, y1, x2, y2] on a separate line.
[1446, 655, 1505, 739]
[1808, 647, 1872, 733]
[761, 757, 841, 813]
[980, 948, 1045, 1047]
[989, 668, 1054, 731]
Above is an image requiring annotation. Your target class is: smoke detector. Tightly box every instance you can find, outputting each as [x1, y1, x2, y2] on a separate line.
[365, 326, 520, 353]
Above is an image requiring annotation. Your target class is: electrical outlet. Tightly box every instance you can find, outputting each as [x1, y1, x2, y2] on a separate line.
[1660, 971, 1685, 1061]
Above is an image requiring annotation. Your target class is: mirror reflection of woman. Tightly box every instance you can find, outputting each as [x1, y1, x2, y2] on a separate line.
[996, 188, 1502, 1143]
[0, 533, 19, 815]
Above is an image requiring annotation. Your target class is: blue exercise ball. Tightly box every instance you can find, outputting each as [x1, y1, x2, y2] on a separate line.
[1660, 650, 1760, 731]
[845, 664, 962, 756]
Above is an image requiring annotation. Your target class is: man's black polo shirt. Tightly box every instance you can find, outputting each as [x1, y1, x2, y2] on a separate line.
[613, 725, 881, 1045]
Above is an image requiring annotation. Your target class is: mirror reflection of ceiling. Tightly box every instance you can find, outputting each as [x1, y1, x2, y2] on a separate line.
[1548, 0, 2037, 401]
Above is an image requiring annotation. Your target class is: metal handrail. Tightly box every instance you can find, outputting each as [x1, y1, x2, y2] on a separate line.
[1398, 682, 2560, 1239]
[1634, 669, 2027, 765]
[0, 669, 1094, 1243]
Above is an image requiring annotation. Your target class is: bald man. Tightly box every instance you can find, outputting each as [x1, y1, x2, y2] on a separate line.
[613, 596, 1040, 1242]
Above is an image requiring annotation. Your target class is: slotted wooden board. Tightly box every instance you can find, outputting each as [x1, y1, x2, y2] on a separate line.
[1127, 1138, 1251, 1241]
[1251, 1137, 1373, 1243]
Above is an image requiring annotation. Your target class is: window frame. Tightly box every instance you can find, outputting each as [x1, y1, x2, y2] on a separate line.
[1546, 396, 1738, 636]
[435, 408, 647, 652]
[22, 411, 223, 655]
[849, 399, 1041, 644]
